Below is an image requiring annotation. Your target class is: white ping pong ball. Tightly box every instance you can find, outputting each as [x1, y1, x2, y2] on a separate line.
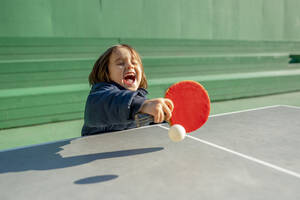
[168, 124, 186, 142]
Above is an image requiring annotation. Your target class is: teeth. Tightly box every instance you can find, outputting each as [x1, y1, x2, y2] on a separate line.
[125, 72, 135, 77]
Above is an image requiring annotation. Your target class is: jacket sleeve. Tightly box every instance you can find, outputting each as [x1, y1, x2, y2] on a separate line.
[84, 85, 146, 127]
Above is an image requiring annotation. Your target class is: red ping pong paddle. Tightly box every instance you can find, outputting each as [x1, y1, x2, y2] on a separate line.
[135, 80, 210, 133]
[165, 80, 210, 133]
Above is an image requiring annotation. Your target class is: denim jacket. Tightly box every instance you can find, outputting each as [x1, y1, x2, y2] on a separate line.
[81, 82, 149, 136]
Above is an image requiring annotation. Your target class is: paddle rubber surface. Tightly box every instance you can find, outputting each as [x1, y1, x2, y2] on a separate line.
[165, 80, 210, 133]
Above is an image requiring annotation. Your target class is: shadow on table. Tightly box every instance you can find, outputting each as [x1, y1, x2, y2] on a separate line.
[0, 140, 163, 174]
[74, 175, 119, 184]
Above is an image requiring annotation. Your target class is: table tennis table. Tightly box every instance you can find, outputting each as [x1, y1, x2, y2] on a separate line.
[1, 105, 300, 200]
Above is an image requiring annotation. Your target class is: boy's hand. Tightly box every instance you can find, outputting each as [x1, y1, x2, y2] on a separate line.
[140, 98, 174, 123]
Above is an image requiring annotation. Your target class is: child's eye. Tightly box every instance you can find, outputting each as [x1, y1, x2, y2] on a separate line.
[117, 62, 125, 65]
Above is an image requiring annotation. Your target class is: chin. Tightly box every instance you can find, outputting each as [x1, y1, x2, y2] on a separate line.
[123, 80, 140, 91]
[126, 86, 138, 91]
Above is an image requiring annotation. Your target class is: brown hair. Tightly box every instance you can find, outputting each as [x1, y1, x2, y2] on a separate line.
[88, 44, 148, 89]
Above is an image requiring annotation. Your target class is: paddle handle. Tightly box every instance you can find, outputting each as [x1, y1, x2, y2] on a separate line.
[134, 113, 154, 127]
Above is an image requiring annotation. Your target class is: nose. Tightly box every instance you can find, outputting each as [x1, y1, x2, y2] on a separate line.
[126, 62, 134, 69]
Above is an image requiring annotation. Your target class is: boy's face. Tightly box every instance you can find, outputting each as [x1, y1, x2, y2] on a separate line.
[108, 47, 142, 91]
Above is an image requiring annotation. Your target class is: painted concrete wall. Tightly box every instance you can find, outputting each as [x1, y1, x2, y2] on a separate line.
[0, 0, 300, 40]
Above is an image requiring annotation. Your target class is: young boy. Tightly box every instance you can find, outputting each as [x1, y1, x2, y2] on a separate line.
[82, 44, 173, 136]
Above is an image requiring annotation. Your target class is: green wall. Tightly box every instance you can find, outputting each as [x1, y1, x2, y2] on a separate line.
[0, 0, 300, 40]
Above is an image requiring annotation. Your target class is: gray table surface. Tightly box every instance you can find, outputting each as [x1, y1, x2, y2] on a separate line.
[1, 105, 300, 200]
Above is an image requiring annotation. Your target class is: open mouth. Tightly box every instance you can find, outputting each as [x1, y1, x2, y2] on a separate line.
[123, 73, 136, 86]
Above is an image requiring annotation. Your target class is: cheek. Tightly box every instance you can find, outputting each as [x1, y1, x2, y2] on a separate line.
[136, 66, 142, 77]
[109, 66, 122, 80]
[136, 69, 143, 82]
